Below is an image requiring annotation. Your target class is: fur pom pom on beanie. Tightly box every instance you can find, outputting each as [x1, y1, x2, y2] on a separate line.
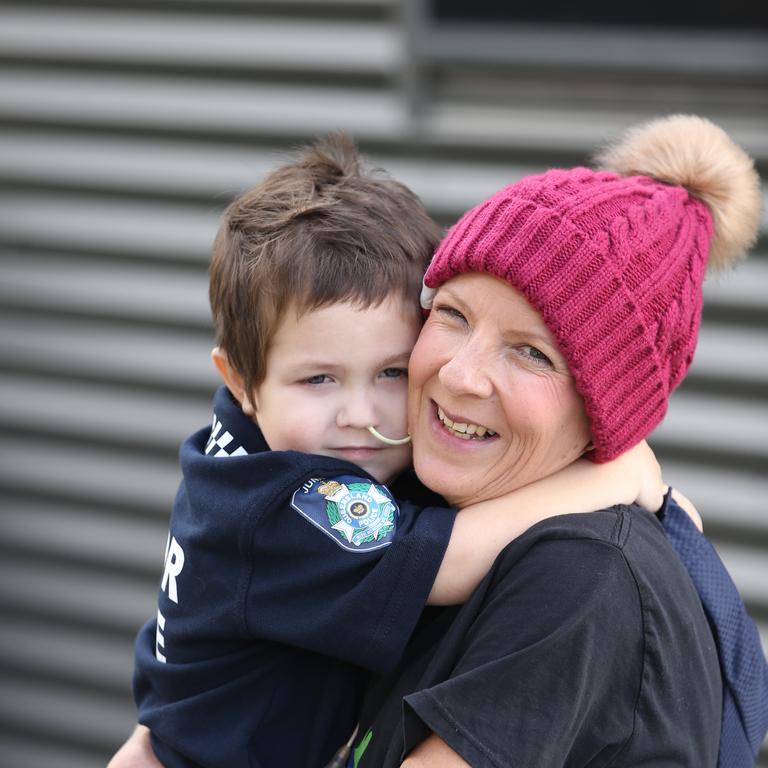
[421, 115, 762, 462]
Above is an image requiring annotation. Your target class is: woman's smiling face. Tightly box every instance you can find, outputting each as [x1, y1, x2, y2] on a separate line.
[408, 273, 592, 508]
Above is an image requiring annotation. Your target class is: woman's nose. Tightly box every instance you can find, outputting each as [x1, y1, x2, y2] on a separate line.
[438, 341, 494, 400]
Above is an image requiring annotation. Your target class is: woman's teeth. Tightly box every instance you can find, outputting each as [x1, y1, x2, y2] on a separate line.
[437, 406, 496, 440]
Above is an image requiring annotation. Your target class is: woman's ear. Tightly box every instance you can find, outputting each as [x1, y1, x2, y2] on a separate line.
[211, 347, 257, 416]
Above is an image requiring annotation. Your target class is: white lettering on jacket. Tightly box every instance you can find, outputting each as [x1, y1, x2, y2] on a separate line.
[155, 609, 167, 663]
[161, 535, 185, 604]
[301, 477, 321, 494]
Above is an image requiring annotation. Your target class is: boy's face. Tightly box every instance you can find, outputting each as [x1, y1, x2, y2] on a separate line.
[250, 297, 421, 484]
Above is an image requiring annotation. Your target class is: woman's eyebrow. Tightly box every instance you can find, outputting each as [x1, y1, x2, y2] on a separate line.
[502, 328, 556, 347]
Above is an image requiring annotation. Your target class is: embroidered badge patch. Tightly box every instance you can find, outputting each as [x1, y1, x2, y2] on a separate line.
[290, 475, 398, 552]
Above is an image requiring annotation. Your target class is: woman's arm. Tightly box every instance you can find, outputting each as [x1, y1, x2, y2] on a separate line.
[401, 733, 469, 767]
[107, 725, 162, 768]
[428, 440, 662, 604]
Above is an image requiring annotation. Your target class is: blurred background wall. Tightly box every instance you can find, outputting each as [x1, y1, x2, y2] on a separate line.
[0, 1, 765, 765]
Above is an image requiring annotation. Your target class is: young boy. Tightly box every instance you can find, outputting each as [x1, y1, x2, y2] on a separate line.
[127, 135, 766, 768]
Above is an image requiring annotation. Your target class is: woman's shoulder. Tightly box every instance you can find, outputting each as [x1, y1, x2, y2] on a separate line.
[492, 504, 643, 570]
[486, 506, 641, 602]
[487, 506, 718, 670]
[501, 503, 674, 561]
[487, 505, 703, 623]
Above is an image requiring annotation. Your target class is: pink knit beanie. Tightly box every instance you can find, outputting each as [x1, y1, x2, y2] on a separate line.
[421, 115, 762, 461]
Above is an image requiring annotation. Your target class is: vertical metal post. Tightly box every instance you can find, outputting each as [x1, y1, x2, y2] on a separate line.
[397, 0, 430, 140]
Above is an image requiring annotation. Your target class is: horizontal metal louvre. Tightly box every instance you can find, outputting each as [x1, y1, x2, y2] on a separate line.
[0, 1, 766, 764]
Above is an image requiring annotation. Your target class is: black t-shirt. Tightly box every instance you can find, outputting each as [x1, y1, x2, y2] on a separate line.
[355, 505, 722, 767]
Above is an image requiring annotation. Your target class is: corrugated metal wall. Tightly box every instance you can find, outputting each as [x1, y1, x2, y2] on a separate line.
[0, 2, 765, 765]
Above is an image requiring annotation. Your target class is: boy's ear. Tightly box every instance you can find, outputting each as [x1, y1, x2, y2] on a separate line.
[211, 347, 257, 416]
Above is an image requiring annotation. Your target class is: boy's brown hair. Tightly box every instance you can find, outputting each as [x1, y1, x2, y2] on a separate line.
[209, 133, 442, 398]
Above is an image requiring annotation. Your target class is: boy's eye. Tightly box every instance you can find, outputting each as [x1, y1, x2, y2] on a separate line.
[380, 367, 407, 379]
[302, 374, 332, 385]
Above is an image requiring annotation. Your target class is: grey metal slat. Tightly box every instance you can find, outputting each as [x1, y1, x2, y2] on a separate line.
[661, 460, 768, 536]
[0, 373, 211, 450]
[0, 616, 136, 692]
[0, 496, 169, 574]
[427, 104, 768, 160]
[714, 543, 768, 609]
[703, 259, 768, 313]
[0, 129, 277, 198]
[0, 8, 399, 73]
[0, 312, 216, 389]
[0, 69, 408, 139]
[0, 734, 108, 768]
[422, 25, 768, 76]
[0, 191, 217, 260]
[652, 391, 768, 460]
[0, 434, 180, 512]
[688, 323, 768, 387]
[759, 621, 768, 659]
[0, 555, 156, 633]
[0, 249, 211, 325]
[2, 0, 393, 11]
[0, 676, 135, 754]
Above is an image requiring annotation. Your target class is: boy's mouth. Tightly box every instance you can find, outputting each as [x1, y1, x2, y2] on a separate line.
[332, 446, 383, 458]
[436, 405, 496, 440]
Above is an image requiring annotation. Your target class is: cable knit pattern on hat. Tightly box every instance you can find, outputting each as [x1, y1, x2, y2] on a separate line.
[423, 116, 761, 461]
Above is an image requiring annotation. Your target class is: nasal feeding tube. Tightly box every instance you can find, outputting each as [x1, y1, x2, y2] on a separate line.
[367, 426, 411, 446]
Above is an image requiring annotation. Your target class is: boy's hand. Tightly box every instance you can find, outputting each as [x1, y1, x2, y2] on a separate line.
[615, 440, 664, 512]
[669, 487, 704, 532]
[107, 726, 163, 768]
[615, 442, 704, 530]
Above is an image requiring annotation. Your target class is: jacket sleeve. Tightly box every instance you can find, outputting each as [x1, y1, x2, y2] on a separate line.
[242, 472, 456, 674]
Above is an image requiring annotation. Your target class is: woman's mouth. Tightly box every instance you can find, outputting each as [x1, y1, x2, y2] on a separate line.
[436, 405, 496, 441]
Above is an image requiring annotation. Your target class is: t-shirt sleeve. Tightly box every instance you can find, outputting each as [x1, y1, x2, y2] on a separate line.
[242, 474, 456, 674]
[660, 493, 768, 759]
[401, 537, 644, 767]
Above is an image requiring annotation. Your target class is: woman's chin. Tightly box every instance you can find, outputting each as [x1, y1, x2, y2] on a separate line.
[411, 438, 489, 507]
[410, 399, 502, 503]
[412, 453, 468, 507]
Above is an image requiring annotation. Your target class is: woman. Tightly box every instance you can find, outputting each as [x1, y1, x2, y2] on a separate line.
[113, 116, 766, 766]
[351, 114, 764, 766]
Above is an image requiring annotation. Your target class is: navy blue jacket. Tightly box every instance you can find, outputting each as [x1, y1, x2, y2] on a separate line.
[134, 387, 455, 768]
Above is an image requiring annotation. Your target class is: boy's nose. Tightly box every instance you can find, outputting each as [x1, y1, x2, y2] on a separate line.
[336, 389, 378, 430]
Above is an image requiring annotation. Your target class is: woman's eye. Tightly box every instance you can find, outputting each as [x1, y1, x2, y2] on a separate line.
[435, 304, 467, 324]
[380, 367, 407, 380]
[521, 345, 552, 367]
[302, 374, 331, 385]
